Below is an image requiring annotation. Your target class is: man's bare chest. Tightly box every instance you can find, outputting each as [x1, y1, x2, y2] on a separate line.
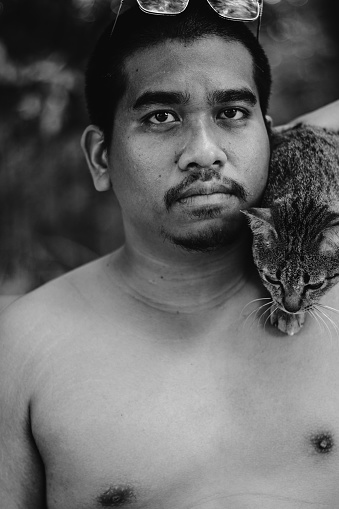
[31, 317, 339, 509]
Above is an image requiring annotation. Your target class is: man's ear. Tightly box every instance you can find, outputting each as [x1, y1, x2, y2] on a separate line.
[265, 115, 273, 131]
[81, 125, 111, 192]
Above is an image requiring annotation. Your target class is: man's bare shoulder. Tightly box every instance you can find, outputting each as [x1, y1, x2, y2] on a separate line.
[0, 254, 125, 507]
[0, 254, 117, 369]
[2, 254, 112, 323]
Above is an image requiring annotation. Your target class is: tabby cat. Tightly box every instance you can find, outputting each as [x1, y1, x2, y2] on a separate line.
[244, 125, 339, 336]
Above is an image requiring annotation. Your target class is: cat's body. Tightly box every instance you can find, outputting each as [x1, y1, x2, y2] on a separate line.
[244, 125, 339, 335]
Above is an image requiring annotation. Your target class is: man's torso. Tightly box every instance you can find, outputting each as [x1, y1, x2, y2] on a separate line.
[13, 255, 339, 508]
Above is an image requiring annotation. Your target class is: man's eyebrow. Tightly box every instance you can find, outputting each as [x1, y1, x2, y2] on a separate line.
[208, 88, 257, 107]
[132, 91, 189, 110]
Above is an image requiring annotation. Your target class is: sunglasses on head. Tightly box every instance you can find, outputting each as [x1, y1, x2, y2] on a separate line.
[111, 0, 264, 40]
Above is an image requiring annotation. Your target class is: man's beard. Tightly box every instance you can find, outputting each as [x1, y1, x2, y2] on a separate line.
[162, 169, 249, 252]
[161, 215, 245, 253]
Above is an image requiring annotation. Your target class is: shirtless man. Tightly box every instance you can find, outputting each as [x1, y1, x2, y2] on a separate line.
[1, 1, 339, 508]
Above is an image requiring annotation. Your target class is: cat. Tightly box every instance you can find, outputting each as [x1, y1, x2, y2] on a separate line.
[243, 125, 339, 336]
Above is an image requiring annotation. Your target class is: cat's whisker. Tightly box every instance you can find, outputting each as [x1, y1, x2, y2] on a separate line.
[314, 305, 339, 347]
[308, 309, 323, 333]
[241, 297, 272, 315]
[321, 311, 339, 336]
[263, 304, 278, 331]
[256, 310, 270, 331]
[241, 298, 272, 326]
[317, 303, 339, 316]
[257, 303, 274, 327]
[257, 300, 278, 328]
[257, 302, 273, 318]
[242, 300, 273, 329]
[244, 304, 267, 324]
[315, 307, 339, 341]
[316, 309, 337, 348]
[313, 308, 334, 345]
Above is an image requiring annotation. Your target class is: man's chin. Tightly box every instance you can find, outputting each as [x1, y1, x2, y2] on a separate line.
[161, 223, 243, 253]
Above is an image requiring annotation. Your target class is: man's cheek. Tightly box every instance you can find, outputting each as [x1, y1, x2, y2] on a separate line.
[244, 168, 268, 203]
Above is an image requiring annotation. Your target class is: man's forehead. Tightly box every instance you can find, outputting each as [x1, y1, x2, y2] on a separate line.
[122, 36, 258, 106]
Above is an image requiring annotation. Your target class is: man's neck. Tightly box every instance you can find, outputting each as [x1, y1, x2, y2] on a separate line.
[110, 233, 255, 313]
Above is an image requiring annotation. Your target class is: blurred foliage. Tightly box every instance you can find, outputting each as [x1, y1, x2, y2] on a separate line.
[263, 0, 339, 123]
[0, 0, 338, 294]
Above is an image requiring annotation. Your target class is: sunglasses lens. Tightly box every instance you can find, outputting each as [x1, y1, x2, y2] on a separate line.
[137, 0, 189, 14]
[207, 0, 260, 20]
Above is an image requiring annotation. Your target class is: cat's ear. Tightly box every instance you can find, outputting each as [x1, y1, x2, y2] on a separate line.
[270, 130, 290, 150]
[242, 208, 277, 242]
[271, 126, 303, 149]
[320, 219, 339, 255]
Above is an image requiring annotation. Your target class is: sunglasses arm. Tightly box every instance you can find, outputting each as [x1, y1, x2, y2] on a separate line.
[256, 0, 263, 40]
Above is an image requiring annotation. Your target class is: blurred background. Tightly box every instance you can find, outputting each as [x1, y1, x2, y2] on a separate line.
[0, 0, 338, 306]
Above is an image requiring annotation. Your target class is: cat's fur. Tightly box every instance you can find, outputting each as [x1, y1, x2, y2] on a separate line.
[244, 125, 339, 336]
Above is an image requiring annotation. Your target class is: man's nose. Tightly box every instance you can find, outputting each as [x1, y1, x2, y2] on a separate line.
[177, 121, 227, 171]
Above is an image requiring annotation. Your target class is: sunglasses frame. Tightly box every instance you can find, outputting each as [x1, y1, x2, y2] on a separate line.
[111, 0, 263, 40]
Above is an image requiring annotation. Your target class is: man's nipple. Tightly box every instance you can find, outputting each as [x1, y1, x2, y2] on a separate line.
[310, 432, 334, 455]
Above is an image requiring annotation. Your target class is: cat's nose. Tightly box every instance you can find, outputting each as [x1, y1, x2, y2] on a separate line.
[283, 290, 302, 313]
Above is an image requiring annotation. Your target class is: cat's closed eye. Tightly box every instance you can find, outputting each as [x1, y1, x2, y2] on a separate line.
[305, 281, 324, 291]
[328, 273, 339, 281]
[264, 274, 280, 286]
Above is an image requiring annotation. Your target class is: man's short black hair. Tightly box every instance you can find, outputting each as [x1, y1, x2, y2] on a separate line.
[85, 0, 272, 147]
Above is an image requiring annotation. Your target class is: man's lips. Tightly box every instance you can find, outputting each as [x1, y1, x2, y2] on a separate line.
[176, 184, 236, 202]
[164, 176, 248, 210]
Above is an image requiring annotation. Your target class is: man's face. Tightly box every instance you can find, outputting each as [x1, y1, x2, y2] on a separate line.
[107, 36, 270, 252]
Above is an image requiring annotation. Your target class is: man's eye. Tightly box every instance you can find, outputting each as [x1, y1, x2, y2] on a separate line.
[219, 108, 246, 120]
[147, 112, 178, 124]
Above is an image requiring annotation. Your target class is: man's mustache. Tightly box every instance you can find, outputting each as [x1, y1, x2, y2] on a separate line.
[164, 169, 249, 211]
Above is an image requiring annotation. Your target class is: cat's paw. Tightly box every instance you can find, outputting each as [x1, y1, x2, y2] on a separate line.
[270, 307, 305, 336]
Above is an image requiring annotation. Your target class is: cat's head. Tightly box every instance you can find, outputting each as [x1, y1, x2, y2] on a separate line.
[243, 205, 339, 314]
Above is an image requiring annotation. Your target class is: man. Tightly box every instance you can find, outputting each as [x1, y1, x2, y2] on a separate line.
[1, 1, 339, 507]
